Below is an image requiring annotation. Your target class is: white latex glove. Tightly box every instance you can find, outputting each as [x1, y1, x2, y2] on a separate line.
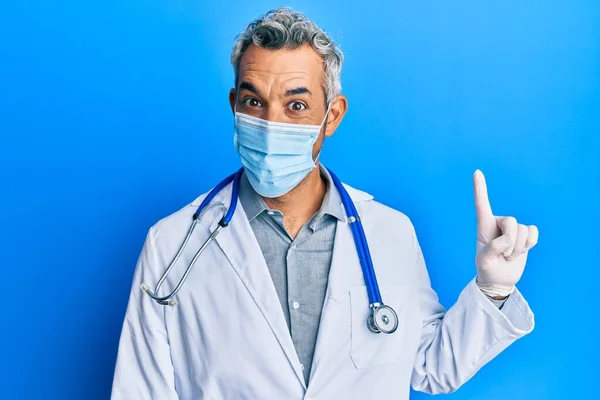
[474, 170, 539, 298]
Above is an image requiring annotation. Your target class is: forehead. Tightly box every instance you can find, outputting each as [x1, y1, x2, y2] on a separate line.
[238, 44, 324, 91]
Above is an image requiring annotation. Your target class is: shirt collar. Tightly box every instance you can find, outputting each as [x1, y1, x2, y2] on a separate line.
[314, 165, 346, 223]
[238, 171, 268, 222]
[237, 164, 346, 224]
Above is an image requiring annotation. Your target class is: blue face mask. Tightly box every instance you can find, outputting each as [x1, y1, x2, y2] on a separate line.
[233, 109, 329, 198]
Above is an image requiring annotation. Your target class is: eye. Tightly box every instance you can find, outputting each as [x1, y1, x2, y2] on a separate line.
[287, 101, 307, 112]
[242, 98, 262, 108]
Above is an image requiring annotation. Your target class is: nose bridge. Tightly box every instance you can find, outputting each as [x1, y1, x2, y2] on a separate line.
[262, 106, 276, 122]
[263, 79, 290, 122]
[263, 98, 286, 123]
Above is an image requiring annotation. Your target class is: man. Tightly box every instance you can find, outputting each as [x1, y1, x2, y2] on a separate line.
[111, 7, 539, 399]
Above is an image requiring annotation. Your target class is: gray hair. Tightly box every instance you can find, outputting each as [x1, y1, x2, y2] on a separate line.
[230, 7, 344, 104]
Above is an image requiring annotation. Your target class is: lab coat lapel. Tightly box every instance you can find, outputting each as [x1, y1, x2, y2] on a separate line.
[209, 194, 307, 389]
[307, 184, 372, 386]
[308, 215, 362, 384]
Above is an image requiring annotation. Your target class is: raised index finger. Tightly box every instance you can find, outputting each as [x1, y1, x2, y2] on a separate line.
[473, 169, 494, 223]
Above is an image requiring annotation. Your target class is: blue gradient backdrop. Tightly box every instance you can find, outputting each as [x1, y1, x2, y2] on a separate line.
[1, 1, 598, 399]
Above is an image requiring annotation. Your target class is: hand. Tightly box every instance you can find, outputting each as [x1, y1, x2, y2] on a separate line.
[473, 170, 539, 298]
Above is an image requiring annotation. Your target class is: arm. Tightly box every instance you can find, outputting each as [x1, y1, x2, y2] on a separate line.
[411, 170, 538, 394]
[409, 226, 534, 394]
[111, 228, 179, 400]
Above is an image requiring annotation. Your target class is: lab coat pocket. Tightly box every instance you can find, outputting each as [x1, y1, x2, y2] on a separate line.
[349, 285, 410, 369]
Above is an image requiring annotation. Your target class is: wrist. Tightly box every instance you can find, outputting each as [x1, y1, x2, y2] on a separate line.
[475, 276, 515, 298]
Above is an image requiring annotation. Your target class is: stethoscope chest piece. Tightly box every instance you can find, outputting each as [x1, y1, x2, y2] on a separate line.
[367, 304, 399, 334]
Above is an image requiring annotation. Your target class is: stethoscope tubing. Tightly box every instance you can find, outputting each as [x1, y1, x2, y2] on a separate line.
[194, 169, 242, 224]
[326, 168, 382, 305]
[142, 169, 243, 305]
[142, 167, 393, 333]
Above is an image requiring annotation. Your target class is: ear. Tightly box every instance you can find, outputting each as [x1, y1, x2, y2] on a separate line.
[324, 95, 348, 138]
[229, 89, 236, 115]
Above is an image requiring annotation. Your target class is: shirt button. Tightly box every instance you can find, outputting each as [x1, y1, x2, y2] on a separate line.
[291, 244, 297, 250]
[267, 211, 275, 215]
[292, 301, 300, 310]
[300, 363, 304, 371]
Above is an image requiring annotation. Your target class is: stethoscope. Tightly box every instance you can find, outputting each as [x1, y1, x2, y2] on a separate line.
[141, 167, 399, 334]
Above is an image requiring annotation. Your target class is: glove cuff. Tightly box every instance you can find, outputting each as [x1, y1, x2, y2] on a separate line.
[475, 276, 515, 298]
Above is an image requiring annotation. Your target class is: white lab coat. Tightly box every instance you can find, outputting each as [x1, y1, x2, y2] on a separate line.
[111, 180, 534, 400]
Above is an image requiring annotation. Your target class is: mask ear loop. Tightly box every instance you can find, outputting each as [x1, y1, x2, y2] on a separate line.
[320, 102, 332, 129]
[314, 102, 332, 164]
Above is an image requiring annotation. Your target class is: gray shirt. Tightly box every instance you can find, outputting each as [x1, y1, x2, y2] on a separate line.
[237, 166, 344, 385]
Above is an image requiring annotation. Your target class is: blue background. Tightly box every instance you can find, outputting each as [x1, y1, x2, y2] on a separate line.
[1, 1, 598, 399]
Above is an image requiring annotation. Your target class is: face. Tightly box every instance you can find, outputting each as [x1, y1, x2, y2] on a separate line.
[229, 44, 347, 158]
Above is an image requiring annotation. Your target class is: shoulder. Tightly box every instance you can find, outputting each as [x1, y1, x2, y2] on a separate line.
[148, 191, 214, 242]
[344, 184, 412, 229]
[344, 182, 423, 284]
[345, 185, 416, 250]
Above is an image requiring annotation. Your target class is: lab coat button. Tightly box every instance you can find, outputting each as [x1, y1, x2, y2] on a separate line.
[292, 301, 300, 309]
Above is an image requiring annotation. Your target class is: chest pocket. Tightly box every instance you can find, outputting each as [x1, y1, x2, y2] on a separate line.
[349, 284, 413, 369]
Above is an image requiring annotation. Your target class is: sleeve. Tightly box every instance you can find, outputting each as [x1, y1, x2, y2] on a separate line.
[111, 227, 180, 400]
[409, 223, 535, 395]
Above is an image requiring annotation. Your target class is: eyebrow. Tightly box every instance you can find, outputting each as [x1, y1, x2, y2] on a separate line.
[239, 81, 260, 95]
[285, 87, 311, 96]
[238, 81, 312, 97]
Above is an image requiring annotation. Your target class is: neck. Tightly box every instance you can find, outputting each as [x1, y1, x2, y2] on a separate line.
[262, 165, 327, 237]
